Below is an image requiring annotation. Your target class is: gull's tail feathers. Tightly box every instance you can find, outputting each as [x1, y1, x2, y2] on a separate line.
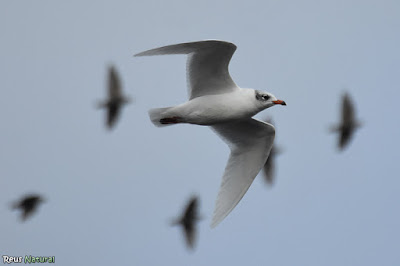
[148, 107, 174, 127]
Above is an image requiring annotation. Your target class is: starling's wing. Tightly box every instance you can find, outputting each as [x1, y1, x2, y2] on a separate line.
[342, 93, 355, 126]
[135, 40, 239, 100]
[106, 104, 120, 129]
[183, 223, 196, 249]
[263, 146, 276, 184]
[184, 197, 198, 249]
[20, 196, 42, 221]
[339, 128, 353, 149]
[21, 206, 35, 221]
[262, 118, 276, 184]
[184, 197, 198, 220]
[339, 93, 357, 149]
[108, 65, 122, 99]
[210, 118, 275, 227]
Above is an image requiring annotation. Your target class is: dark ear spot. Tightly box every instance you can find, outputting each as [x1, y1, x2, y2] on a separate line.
[255, 91, 270, 101]
[255, 91, 263, 101]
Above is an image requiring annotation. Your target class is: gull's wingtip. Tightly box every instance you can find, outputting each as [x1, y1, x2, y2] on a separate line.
[133, 49, 154, 57]
[133, 50, 163, 57]
[133, 40, 237, 58]
[210, 220, 220, 229]
[209, 208, 227, 229]
[210, 215, 218, 228]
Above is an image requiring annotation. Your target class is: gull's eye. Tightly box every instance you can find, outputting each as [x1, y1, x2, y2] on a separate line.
[262, 95, 270, 101]
[255, 91, 270, 101]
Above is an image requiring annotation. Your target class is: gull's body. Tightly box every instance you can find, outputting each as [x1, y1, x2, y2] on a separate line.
[151, 89, 266, 126]
[135, 40, 286, 227]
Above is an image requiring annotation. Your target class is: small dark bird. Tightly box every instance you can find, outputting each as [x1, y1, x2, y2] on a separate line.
[262, 118, 281, 185]
[171, 196, 201, 250]
[97, 65, 132, 129]
[12, 194, 45, 221]
[330, 92, 362, 150]
[263, 145, 280, 185]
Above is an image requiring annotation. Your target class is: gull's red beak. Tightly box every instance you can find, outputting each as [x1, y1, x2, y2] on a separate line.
[273, 100, 287, 106]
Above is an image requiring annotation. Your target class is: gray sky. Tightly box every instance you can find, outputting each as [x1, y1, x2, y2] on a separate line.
[1, 0, 399, 265]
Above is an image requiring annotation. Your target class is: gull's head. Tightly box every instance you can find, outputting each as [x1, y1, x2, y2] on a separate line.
[255, 90, 286, 110]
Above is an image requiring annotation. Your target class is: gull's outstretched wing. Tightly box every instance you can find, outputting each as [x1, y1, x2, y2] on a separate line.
[134, 40, 239, 100]
[108, 65, 121, 98]
[211, 118, 275, 228]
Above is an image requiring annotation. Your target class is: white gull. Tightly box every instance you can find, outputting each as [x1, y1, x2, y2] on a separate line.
[135, 40, 286, 227]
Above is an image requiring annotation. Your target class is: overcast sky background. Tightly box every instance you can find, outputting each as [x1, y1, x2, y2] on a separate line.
[1, 0, 399, 265]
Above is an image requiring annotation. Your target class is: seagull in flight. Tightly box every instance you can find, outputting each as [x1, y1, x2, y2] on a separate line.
[135, 40, 286, 227]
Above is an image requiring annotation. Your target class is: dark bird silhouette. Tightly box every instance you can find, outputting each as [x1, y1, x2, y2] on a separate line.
[263, 145, 280, 185]
[97, 65, 132, 129]
[330, 92, 362, 150]
[262, 118, 281, 185]
[12, 194, 45, 221]
[171, 196, 201, 250]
